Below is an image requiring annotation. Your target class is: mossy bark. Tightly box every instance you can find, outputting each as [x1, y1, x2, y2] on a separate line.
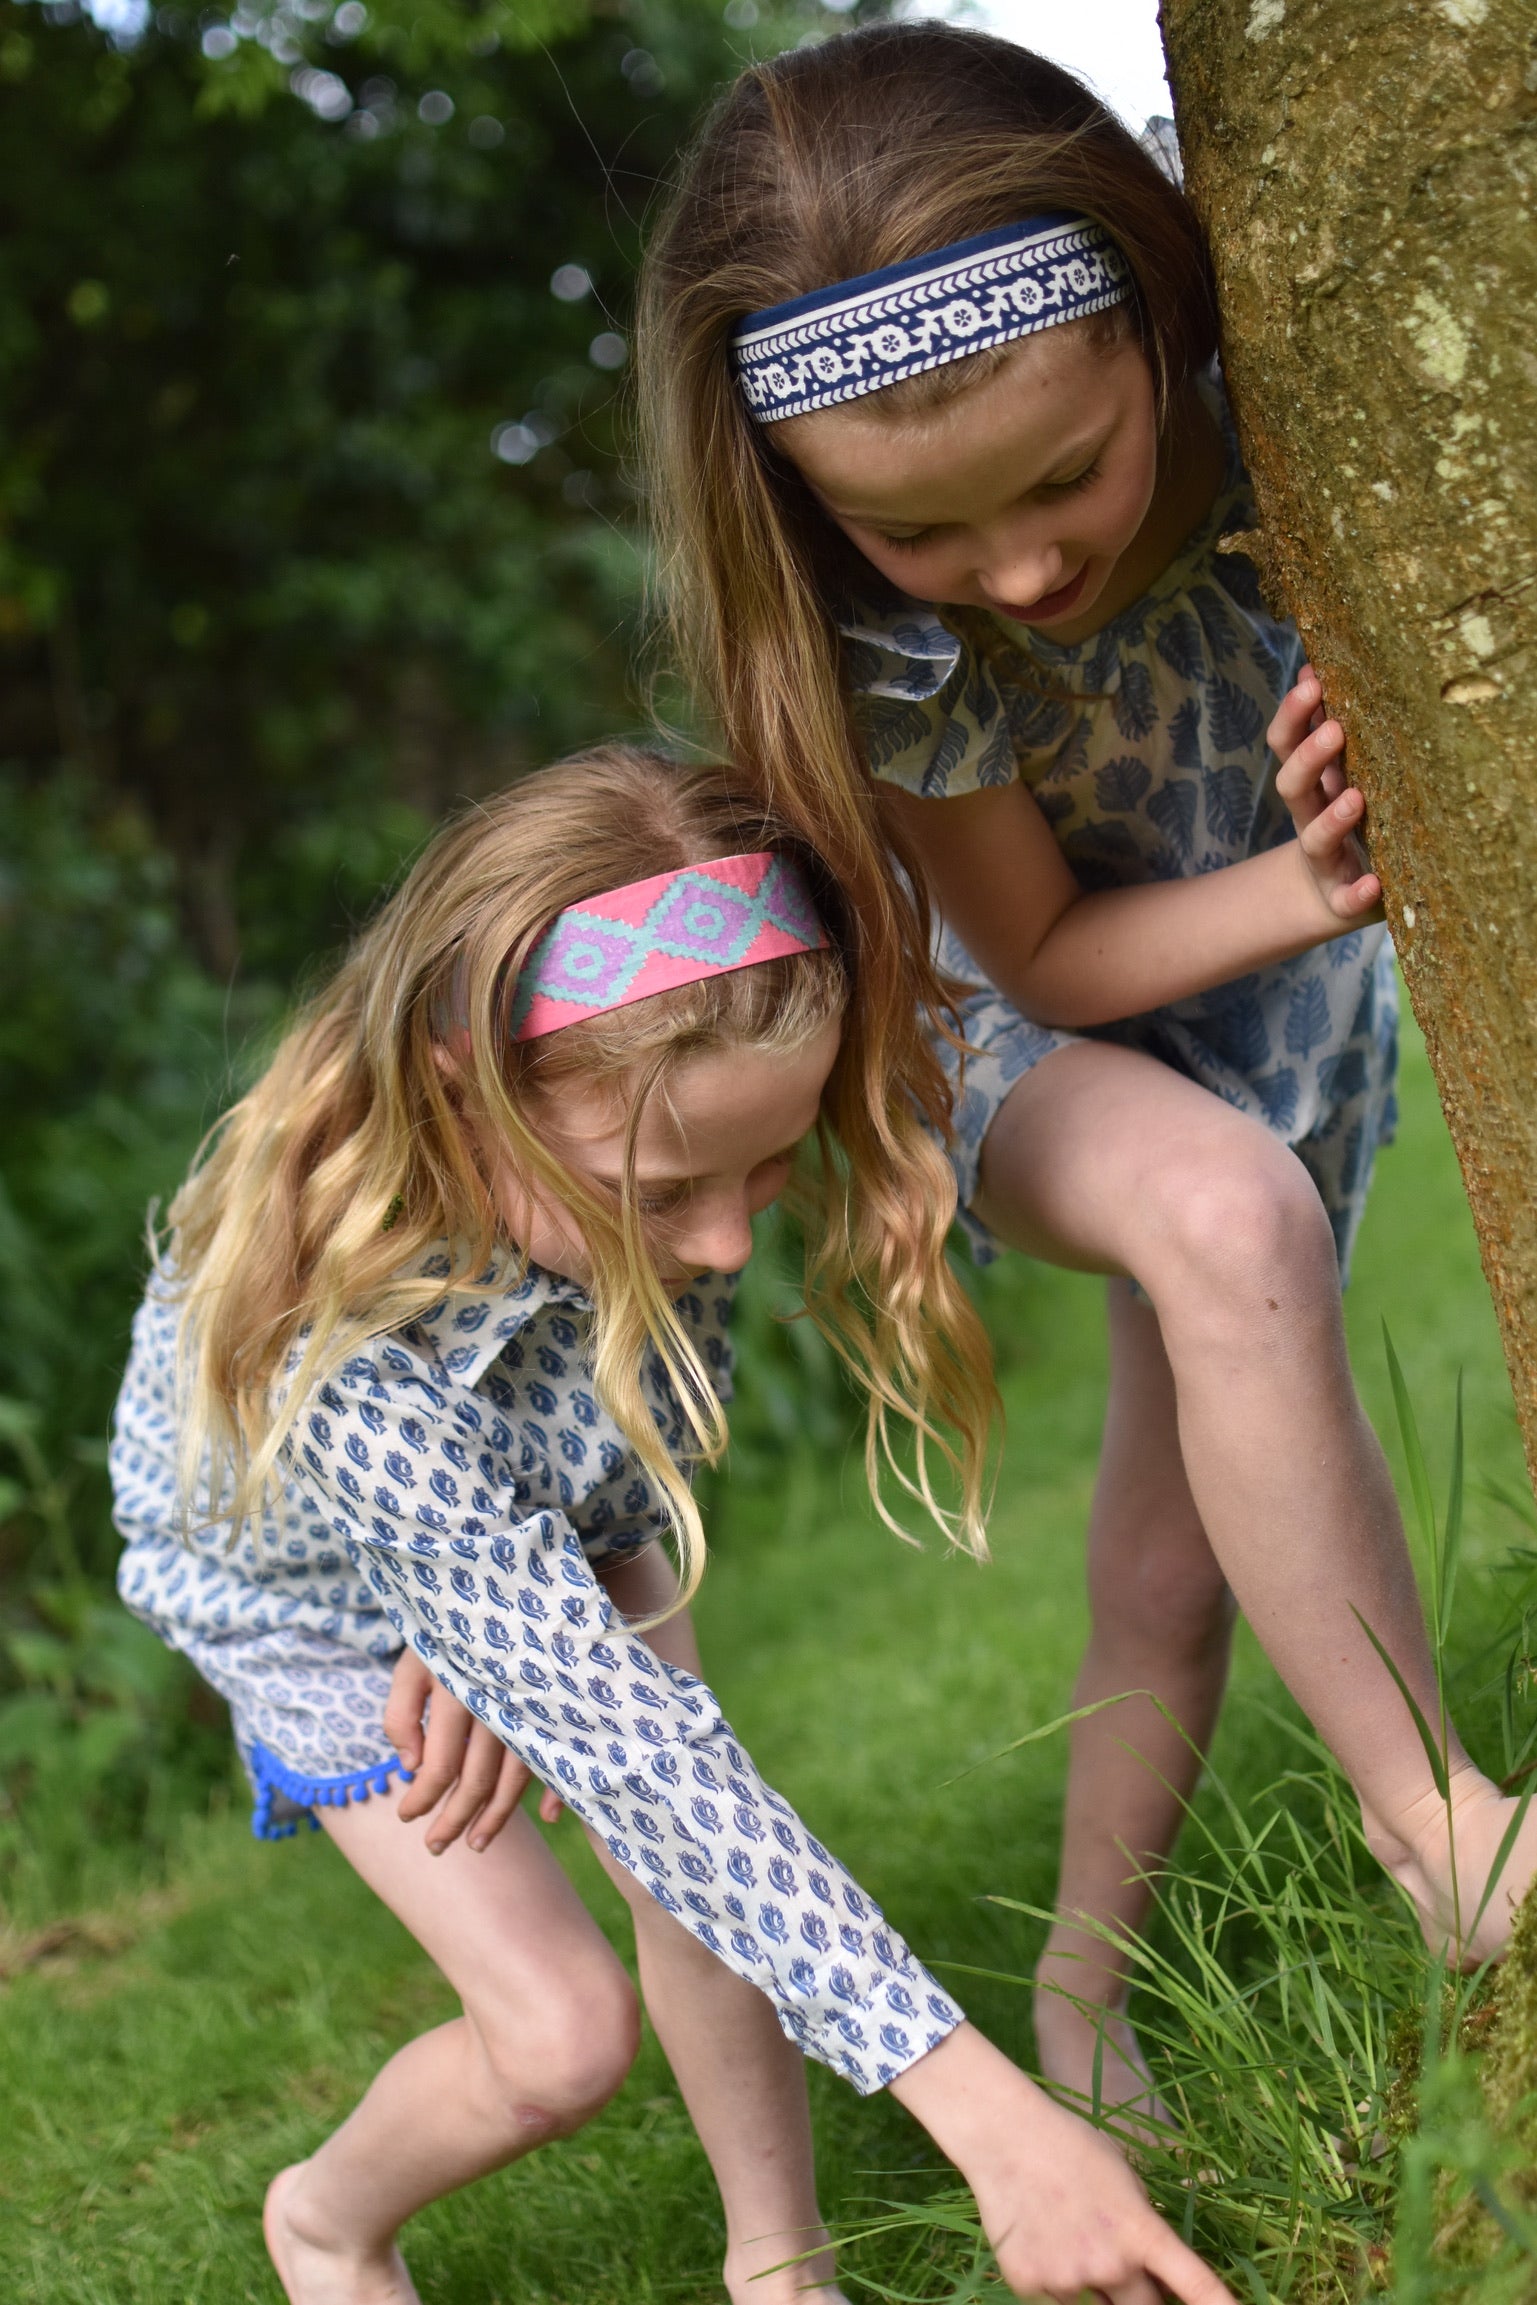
[1159, 0, 1537, 1488]
[1432, 1884, 1537, 2293]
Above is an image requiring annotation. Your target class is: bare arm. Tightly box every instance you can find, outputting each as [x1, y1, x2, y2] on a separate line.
[891, 2024, 1236, 2305]
[881, 670, 1382, 1030]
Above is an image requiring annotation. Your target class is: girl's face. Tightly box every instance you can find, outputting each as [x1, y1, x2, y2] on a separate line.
[777, 323, 1158, 633]
[498, 1018, 842, 1289]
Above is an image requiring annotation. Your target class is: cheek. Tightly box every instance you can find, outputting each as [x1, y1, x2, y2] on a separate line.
[1099, 436, 1161, 546]
[850, 532, 967, 603]
[521, 1207, 583, 1268]
[495, 1169, 591, 1277]
[746, 1168, 789, 1219]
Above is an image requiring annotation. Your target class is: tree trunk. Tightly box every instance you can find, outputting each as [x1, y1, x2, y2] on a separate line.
[1159, 0, 1537, 1488]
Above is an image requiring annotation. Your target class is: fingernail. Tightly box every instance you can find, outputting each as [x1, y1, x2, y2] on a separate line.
[428, 1841, 444, 1855]
[470, 1837, 486, 1852]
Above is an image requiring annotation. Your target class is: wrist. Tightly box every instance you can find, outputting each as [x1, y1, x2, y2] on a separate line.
[1277, 837, 1345, 950]
[888, 2022, 1048, 2167]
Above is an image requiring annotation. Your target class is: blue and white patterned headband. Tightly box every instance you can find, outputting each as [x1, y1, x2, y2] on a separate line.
[731, 214, 1132, 425]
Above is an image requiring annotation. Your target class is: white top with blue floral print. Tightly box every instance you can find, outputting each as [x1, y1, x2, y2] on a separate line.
[112, 1251, 965, 2094]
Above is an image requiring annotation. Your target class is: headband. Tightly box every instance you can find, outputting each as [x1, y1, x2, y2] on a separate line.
[731, 214, 1132, 425]
[509, 852, 828, 1042]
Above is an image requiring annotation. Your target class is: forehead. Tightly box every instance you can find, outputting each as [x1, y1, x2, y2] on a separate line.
[775, 326, 1145, 524]
[534, 1029, 838, 1175]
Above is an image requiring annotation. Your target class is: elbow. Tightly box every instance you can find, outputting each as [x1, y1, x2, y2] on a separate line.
[1017, 989, 1093, 1031]
[988, 966, 1110, 1033]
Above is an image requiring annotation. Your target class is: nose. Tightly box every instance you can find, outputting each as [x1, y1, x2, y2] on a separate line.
[976, 514, 1065, 612]
[675, 1195, 755, 1278]
[979, 544, 1066, 612]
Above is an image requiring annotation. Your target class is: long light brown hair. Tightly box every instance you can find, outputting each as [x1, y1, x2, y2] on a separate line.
[636, 21, 1218, 1105]
[164, 744, 997, 1605]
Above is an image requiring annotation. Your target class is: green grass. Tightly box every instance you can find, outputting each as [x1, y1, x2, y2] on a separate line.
[0, 1013, 1531, 2302]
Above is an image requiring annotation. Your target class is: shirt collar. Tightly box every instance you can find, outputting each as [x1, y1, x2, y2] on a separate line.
[401, 1242, 592, 1390]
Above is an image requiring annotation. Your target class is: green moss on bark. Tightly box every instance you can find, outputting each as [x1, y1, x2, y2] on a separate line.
[1159, 0, 1537, 1490]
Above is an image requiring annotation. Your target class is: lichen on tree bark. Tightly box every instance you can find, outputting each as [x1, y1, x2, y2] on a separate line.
[1159, 0, 1537, 1486]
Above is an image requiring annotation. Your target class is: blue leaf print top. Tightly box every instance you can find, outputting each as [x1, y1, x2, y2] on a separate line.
[841, 378, 1398, 1277]
[112, 1249, 965, 2094]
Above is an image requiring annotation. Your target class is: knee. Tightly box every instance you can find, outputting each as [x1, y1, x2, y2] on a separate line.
[476, 1961, 641, 2142]
[1148, 1139, 1337, 1315]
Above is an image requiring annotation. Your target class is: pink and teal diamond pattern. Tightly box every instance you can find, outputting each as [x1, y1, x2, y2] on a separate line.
[511, 852, 827, 1040]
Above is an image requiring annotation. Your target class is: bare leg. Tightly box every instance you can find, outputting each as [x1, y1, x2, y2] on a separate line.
[264, 1800, 640, 2305]
[1033, 1283, 1234, 2129]
[975, 1041, 1537, 1970]
[596, 1547, 847, 2304]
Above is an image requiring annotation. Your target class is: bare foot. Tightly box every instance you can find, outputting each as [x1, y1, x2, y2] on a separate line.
[1364, 1769, 1537, 1968]
[264, 2164, 423, 2305]
[1031, 1985, 1176, 2156]
[724, 2227, 851, 2305]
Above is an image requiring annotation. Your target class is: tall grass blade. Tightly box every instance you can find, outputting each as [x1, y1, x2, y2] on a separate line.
[1465, 1780, 1537, 1947]
[945, 1688, 1153, 1781]
[1440, 1373, 1464, 1644]
[1384, 1321, 1439, 1563]
[1351, 1606, 1449, 1799]
[1480, 1474, 1537, 1531]
[1234, 2255, 1275, 2305]
[1471, 2177, 1537, 2254]
[1503, 1645, 1521, 1780]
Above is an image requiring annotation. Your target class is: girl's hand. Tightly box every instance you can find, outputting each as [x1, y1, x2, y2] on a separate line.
[383, 1649, 563, 1854]
[1269, 665, 1384, 926]
[890, 2024, 1234, 2305]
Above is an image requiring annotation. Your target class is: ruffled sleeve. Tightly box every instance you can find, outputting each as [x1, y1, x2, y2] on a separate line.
[841, 595, 1020, 798]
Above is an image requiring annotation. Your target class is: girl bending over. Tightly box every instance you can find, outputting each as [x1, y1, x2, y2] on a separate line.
[638, 21, 1537, 2126]
[112, 747, 1232, 2305]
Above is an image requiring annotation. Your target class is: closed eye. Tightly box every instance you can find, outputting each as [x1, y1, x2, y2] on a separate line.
[1038, 459, 1103, 498]
[633, 1184, 690, 1218]
[588, 1173, 691, 1219]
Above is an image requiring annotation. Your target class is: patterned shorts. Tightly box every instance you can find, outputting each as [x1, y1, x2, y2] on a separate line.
[932, 925, 1398, 1285]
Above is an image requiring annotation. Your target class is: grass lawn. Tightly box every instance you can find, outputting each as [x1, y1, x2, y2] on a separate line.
[0, 1013, 1529, 2303]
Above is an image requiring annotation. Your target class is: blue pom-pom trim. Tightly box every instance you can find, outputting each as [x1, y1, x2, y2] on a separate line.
[248, 1740, 414, 1842]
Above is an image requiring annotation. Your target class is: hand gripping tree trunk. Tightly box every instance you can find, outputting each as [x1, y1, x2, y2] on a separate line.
[1159, 0, 1537, 1486]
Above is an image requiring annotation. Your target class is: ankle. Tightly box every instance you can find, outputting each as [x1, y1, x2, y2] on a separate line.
[278, 2161, 391, 2264]
[723, 2223, 839, 2305]
[1033, 1947, 1131, 2029]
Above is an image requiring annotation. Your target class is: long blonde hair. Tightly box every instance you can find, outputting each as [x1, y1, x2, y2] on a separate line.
[636, 22, 1218, 1113]
[164, 743, 997, 1604]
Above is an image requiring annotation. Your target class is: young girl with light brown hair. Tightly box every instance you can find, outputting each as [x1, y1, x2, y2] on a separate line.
[638, 18, 1537, 2125]
[111, 746, 1236, 2305]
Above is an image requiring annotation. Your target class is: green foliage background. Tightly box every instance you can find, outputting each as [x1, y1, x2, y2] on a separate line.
[7, 11, 1537, 2299]
[0, 0, 842, 1907]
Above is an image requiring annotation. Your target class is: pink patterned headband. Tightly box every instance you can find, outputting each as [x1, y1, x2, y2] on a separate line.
[509, 851, 828, 1042]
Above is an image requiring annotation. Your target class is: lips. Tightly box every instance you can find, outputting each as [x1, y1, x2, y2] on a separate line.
[991, 562, 1091, 625]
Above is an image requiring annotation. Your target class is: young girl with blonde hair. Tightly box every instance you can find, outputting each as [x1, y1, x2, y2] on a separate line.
[638, 19, 1537, 2122]
[112, 746, 1235, 2305]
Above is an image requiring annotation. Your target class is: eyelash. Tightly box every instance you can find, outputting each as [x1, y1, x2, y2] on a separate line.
[878, 459, 1103, 549]
[1041, 460, 1103, 499]
[635, 1188, 687, 1218]
[612, 1149, 796, 1220]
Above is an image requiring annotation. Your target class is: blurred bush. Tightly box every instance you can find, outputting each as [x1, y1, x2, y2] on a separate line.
[0, 0, 806, 972]
[0, 0, 832, 1904]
